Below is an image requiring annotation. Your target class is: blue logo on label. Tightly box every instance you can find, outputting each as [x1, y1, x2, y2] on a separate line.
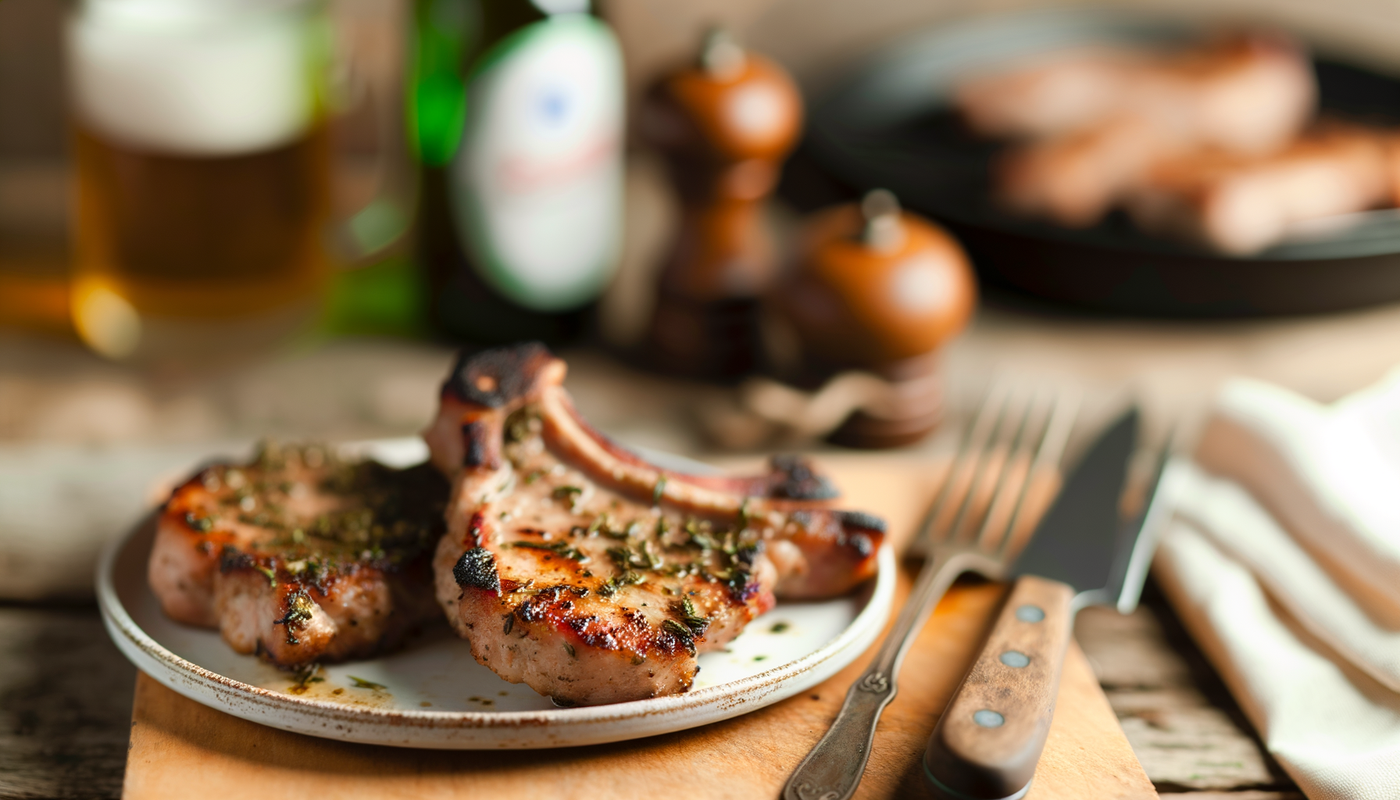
[539, 87, 570, 127]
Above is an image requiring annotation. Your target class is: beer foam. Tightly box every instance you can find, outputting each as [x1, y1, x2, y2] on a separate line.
[68, 0, 318, 156]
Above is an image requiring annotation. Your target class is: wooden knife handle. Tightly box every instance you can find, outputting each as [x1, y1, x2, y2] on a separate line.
[923, 576, 1075, 799]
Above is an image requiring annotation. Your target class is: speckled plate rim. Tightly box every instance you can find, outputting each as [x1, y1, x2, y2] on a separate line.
[95, 446, 896, 749]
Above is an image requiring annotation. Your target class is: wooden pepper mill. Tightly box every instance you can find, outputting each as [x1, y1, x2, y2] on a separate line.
[640, 29, 803, 380]
[773, 189, 977, 447]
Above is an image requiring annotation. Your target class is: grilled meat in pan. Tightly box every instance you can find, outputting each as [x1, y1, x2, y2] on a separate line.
[424, 344, 887, 706]
[148, 443, 448, 667]
[968, 32, 1315, 227]
[1127, 122, 1400, 254]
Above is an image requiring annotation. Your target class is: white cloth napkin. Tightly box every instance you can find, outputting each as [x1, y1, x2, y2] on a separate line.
[1156, 373, 1400, 799]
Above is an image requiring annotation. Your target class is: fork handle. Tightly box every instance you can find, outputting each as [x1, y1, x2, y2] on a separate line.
[923, 576, 1074, 800]
[782, 663, 897, 800]
[782, 551, 967, 800]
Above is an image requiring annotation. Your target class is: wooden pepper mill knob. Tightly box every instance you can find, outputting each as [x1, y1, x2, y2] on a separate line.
[775, 189, 977, 447]
[641, 29, 803, 380]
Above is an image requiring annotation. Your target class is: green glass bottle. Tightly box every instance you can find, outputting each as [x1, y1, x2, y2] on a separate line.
[409, 0, 624, 345]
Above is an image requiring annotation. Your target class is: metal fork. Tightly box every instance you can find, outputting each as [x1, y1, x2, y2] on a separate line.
[782, 382, 1079, 800]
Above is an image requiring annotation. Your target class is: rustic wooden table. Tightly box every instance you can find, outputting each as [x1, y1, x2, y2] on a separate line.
[15, 285, 1400, 798]
[0, 579, 1302, 799]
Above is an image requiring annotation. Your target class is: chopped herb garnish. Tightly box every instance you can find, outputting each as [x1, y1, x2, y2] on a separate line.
[606, 546, 632, 568]
[289, 663, 323, 692]
[348, 676, 387, 690]
[770, 622, 790, 634]
[652, 476, 667, 506]
[505, 409, 538, 443]
[597, 571, 643, 597]
[641, 540, 663, 570]
[509, 540, 589, 562]
[184, 513, 214, 533]
[553, 485, 583, 501]
[687, 523, 719, 551]
[662, 619, 697, 654]
[678, 597, 710, 636]
[274, 591, 315, 626]
[255, 565, 276, 587]
[587, 513, 610, 537]
[563, 642, 576, 658]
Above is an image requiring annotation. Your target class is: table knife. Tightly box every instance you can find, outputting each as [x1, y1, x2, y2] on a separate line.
[923, 407, 1173, 800]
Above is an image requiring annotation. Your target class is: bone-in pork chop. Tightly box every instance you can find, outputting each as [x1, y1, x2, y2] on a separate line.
[424, 344, 887, 706]
[148, 443, 448, 667]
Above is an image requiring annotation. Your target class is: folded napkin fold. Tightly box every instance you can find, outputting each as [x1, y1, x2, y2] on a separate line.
[1158, 372, 1400, 799]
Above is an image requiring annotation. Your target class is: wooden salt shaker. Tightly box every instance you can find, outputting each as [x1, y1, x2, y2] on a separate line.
[774, 190, 977, 447]
[640, 29, 802, 380]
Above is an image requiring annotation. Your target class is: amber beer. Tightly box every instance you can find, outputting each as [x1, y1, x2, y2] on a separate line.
[67, 0, 332, 362]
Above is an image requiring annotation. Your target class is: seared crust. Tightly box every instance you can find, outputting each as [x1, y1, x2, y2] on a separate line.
[149, 444, 448, 667]
[426, 343, 886, 705]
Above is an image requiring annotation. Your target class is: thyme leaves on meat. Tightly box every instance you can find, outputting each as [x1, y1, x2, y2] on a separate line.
[184, 512, 214, 533]
[274, 591, 315, 626]
[587, 513, 612, 538]
[274, 590, 315, 644]
[606, 544, 662, 572]
[678, 597, 710, 637]
[552, 485, 583, 502]
[504, 409, 540, 444]
[661, 619, 697, 655]
[508, 540, 589, 563]
[597, 571, 643, 597]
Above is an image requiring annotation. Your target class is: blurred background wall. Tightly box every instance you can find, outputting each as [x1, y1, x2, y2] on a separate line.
[3, 0, 1399, 326]
[4, 0, 1396, 342]
[609, 0, 1400, 101]
[7, 0, 1400, 166]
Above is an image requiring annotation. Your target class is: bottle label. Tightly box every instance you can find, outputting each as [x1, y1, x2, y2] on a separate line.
[450, 15, 623, 311]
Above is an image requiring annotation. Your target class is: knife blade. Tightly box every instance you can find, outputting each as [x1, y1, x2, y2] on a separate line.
[922, 406, 1170, 800]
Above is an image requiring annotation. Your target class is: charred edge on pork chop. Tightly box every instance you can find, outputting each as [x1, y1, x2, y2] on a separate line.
[425, 343, 887, 705]
[150, 442, 448, 667]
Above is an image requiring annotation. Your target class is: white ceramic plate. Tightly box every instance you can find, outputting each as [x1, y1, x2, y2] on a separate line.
[96, 438, 895, 749]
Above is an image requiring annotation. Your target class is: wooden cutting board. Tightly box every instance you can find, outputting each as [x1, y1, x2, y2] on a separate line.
[120, 456, 1156, 800]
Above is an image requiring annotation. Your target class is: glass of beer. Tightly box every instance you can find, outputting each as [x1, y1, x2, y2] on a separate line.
[66, 0, 407, 364]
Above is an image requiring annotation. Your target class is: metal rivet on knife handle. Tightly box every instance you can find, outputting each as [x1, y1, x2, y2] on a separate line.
[924, 576, 1074, 799]
[999, 651, 1030, 668]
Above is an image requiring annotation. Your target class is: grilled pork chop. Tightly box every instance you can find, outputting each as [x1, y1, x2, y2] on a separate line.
[424, 344, 887, 706]
[148, 442, 448, 667]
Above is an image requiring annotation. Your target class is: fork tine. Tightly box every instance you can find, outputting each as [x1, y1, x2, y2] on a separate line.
[917, 380, 1013, 548]
[996, 386, 1081, 560]
[968, 387, 1049, 554]
[945, 384, 1032, 546]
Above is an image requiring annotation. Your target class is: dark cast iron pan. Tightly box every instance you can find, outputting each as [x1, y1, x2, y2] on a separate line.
[802, 9, 1400, 317]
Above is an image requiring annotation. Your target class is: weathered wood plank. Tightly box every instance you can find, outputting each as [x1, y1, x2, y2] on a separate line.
[1076, 594, 1300, 796]
[0, 605, 134, 800]
[1109, 688, 1277, 791]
